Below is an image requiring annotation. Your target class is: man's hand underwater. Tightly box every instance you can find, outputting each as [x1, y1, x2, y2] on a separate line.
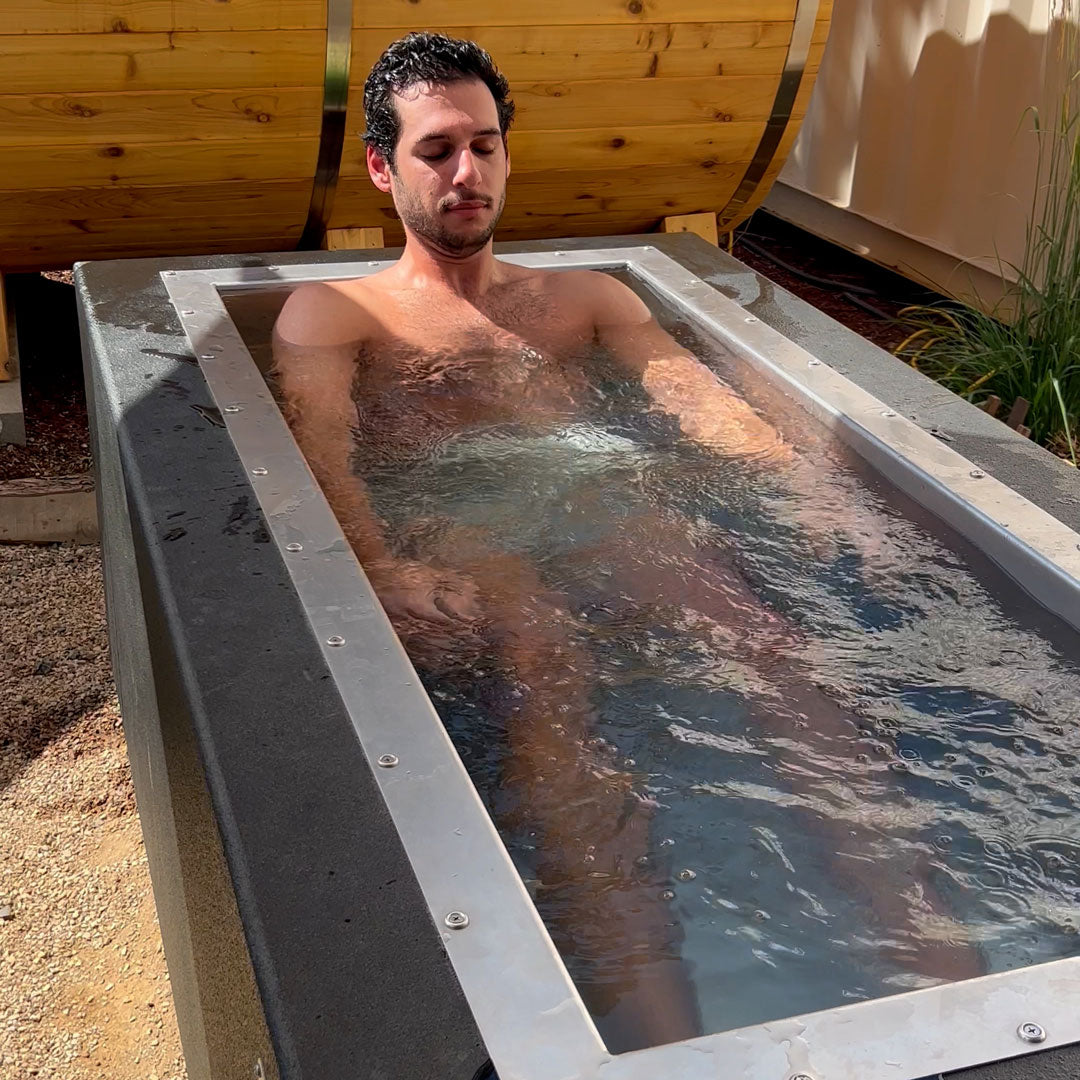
[367, 559, 481, 625]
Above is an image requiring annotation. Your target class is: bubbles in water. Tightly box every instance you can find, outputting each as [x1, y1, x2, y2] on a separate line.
[677, 869, 697, 882]
[660, 889, 676, 902]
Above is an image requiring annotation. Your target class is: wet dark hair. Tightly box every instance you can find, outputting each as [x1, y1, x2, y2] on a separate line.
[362, 32, 515, 169]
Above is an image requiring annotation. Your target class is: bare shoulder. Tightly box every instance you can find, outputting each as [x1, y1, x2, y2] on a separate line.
[273, 278, 380, 349]
[542, 267, 651, 326]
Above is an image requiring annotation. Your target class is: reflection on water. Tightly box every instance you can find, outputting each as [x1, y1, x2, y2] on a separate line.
[230, 278, 1080, 1052]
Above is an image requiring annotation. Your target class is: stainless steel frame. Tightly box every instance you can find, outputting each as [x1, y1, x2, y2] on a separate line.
[298, 0, 353, 249]
[162, 246, 1080, 1080]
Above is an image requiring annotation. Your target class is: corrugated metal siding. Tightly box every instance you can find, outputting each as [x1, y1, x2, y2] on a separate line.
[778, 0, 1072, 290]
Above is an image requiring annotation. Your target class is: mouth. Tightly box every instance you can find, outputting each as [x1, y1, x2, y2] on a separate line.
[444, 200, 489, 214]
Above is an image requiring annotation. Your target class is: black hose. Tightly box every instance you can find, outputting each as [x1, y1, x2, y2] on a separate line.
[736, 237, 879, 296]
[840, 290, 899, 322]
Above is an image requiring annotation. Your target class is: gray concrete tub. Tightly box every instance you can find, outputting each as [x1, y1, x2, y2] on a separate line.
[77, 234, 1080, 1080]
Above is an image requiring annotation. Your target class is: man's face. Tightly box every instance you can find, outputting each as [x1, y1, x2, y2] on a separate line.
[368, 77, 510, 258]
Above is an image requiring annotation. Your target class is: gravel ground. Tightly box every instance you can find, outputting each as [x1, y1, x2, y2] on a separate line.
[0, 542, 187, 1079]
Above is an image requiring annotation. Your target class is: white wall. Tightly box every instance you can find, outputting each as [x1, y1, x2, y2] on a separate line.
[775, 0, 1073, 304]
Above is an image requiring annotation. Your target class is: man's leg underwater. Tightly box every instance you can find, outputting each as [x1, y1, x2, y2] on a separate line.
[386, 525, 703, 1049]
[588, 512, 984, 986]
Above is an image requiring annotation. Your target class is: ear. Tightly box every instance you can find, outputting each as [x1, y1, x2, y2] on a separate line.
[367, 144, 393, 193]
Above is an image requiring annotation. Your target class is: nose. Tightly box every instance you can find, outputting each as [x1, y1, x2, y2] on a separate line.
[452, 147, 482, 188]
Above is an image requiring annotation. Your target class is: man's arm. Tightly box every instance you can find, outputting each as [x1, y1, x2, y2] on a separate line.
[272, 285, 477, 624]
[588, 271, 794, 461]
[273, 285, 395, 567]
[586, 272, 886, 560]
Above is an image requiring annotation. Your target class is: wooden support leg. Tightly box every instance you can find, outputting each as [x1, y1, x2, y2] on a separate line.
[0, 273, 11, 382]
[660, 213, 719, 247]
[321, 227, 385, 252]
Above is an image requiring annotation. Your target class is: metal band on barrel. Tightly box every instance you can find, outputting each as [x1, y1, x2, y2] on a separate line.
[299, 0, 353, 249]
[717, 0, 820, 228]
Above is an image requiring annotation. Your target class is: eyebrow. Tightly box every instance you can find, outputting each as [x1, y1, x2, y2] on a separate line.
[414, 128, 501, 144]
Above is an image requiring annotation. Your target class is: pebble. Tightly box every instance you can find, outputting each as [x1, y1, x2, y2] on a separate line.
[0, 543, 188, 1079]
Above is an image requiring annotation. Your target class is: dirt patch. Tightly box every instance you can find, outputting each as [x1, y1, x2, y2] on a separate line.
[0, 543, 187, 1080]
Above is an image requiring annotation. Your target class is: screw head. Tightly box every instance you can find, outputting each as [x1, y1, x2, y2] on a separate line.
[808, 359, 822, 366]
[285, 542, 303, 552]
[326, 635, 345, 647]
[745, 315, 759, 323]
[789, 1074, 815, 1080]
[445, 910, 470, 929]
[251, 467, 268, 476]
[1018, 1021, 1046, 1043]
[224, 405, 242, 413]
[881, 409, 897, 418]
[200, 354, 215, 360]
[554, 250, 566, 256]
[180, 309, 195, 316]
[969, 469, 986, 479]
[377, 754, 399, 768]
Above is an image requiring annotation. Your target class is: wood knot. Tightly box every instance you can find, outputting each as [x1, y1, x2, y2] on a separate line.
[610, 137, 626, 148]
[627, 0, 643, 13]
[700, 158, 717, 169]
[110, 18, 130, 32]
[256, 112, 271, 123]
[100, 145, 125, 158]
[62, 100, 99, 119]
[714, 111, 733, 122]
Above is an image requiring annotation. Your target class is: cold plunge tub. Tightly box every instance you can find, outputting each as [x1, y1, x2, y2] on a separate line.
[77, 235, 1080, 1080]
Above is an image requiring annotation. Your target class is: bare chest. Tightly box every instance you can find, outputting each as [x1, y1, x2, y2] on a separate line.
[358, 298, 594, 423]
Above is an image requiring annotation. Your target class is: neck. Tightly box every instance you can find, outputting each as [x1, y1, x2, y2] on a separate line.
[394, 228, 500, 298]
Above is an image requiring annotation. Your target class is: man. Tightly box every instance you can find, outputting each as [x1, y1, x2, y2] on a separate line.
[273, 33, 977, 1050]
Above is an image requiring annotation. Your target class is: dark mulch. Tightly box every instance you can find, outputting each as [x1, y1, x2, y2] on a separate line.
[1, 270, 91, 482]
[731, 212, 942, 353]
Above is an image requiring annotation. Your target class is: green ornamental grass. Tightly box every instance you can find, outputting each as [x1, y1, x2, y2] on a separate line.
[895, 8, 1080, 463]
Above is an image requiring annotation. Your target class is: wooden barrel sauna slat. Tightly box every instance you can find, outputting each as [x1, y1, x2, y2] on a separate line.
[346, 74, 816, 134]
[0, 1, 832, 270]
[0, 137, 321, 190]
[0, 89, 323, 145]
[0, 73, 808, 151]
[342, 123, 767, 179]
[0, 31, 326, 94]
[352, 22, 828, 83]
[0, 178, 315, 226]
[0, 0, 327, 35]
[353, 1, 832, 29]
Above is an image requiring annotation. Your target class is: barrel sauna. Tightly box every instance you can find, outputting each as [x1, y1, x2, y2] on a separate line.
[0, 1, 832, 271]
